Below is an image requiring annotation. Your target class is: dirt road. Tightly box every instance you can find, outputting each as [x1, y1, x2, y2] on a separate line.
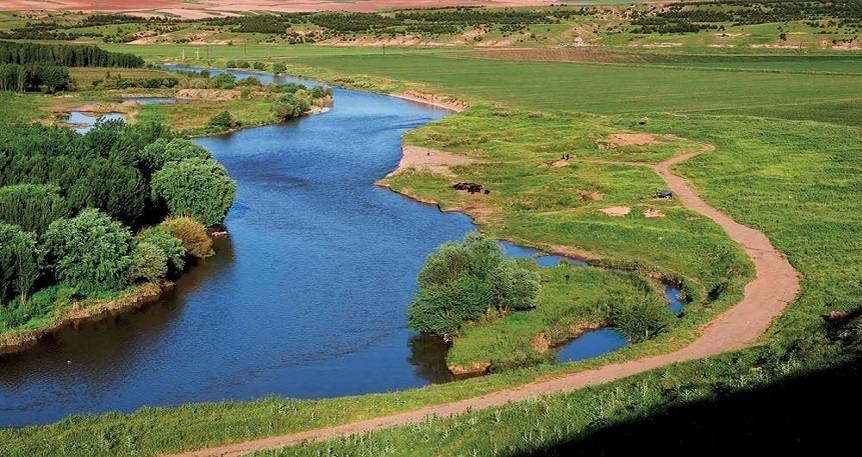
[165, 142, 801, 456]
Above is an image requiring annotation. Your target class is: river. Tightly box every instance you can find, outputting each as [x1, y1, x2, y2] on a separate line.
[0, 74, 475, 429]
[0, 68, 674, 429]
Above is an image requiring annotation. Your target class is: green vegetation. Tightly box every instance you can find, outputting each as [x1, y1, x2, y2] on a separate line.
[0, 1, 860, 455]
[407, 232, 541, 340]
[0, 122, 235, 341]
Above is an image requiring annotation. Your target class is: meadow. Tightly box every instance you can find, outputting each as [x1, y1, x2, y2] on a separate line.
[0, 2, 860, 455]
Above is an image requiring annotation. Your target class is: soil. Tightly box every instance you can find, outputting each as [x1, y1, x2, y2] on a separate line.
[164, 140, 801, 457]
[0, 1, 563, 19]
[600, 206, 631, 217]
[384, 145, 479, 178]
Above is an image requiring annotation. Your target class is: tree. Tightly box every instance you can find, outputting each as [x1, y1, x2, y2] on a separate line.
[209, 110, 239, 130]
[0, 183, 68, 234]
[211, 71, 236, 89]
[150, 157, 236, 226]
[41, 208, 133, 294]
[407, 232, 541, 339]
[128, 241, 168, 284]
[272, 92, 310, 119]
[272, 62, 287, 74]
[138, 137, 212, 177]
[66, 157, 147, 228]
[0, 224, 40, 305]
[135, 226, 185, 275]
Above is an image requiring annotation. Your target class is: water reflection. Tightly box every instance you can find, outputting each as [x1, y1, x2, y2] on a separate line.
[406, 334, 454, 384]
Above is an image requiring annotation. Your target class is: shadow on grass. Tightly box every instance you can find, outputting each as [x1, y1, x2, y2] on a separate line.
[515, 353, 862, 456]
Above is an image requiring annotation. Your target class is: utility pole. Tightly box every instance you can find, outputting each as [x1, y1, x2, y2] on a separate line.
[195, 48, 200, 60]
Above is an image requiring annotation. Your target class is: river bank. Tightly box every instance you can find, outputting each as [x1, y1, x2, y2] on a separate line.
[0, 282, 168, 357]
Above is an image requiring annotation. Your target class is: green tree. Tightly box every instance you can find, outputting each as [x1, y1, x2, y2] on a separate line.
[272, 92, 311, 119]
[0, 224, 40, 305]
[135, 226, 185, 275]
[407, 232, 541, 339]
[138, 137, 211, 177]
[66, 157, 147, 228]
[128, 241, 168, 284]
[272, 62, 287, 74]
[0, 183, 68, 233]
[209, 110, 239, 130]
[211, 71, 236, 89]
[150, 157, 236, 226]
[41, 208, 133, 294]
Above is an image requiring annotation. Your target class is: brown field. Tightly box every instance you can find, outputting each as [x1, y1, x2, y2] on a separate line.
[0, 0, 560, 18]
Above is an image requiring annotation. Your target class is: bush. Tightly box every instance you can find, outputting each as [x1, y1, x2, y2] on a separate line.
[272, 62, 286, 74]
[135, 226, 185, 275]
[128, 241, 168, 284]
[150, 158, 237, 226]
[407, 232, 541, 339]
[607, 290, 670, 342]
[158, 216, 213, 259]
[209, 110, 240, 130]
[42, 208, 133, 294]
[272, 93, 311, 119]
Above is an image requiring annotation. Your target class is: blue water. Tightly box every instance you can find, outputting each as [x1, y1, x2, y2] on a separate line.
[1, 67, 684, 429]
[1, 76, 470, 429]
[497, 240, 683, 362]
[66, 111, 125, 133]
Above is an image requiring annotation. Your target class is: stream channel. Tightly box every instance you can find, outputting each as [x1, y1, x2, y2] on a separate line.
[0, 67, 680, 429]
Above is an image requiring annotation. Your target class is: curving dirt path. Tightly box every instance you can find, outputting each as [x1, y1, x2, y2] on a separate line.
[165, 144, 800, 457]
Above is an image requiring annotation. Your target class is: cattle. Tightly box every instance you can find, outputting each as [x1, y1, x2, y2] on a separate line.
[453, 182, 487, 194]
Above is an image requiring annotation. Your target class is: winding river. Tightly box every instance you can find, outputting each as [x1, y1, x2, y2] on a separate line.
[0, 69, 668, 429]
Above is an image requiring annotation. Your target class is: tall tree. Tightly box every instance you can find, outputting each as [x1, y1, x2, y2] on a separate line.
[0, 224, 40, 306]
[0, 183, 68, 233]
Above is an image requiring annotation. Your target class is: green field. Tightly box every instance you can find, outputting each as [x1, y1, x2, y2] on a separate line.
[1, 2, 861, 455]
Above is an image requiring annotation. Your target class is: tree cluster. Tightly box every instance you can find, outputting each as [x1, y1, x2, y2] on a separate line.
[0, 121, 236, 325]
[407, 232, 541, 340]
[0, 41, 144, 68]
[0, 63, 71, 93]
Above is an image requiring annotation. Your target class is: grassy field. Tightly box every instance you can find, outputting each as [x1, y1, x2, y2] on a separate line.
[286, 52, 862, 125]
[1, 3, 861, 455]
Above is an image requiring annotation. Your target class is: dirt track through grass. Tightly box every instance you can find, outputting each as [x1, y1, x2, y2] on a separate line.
[165, 142, 801, 457]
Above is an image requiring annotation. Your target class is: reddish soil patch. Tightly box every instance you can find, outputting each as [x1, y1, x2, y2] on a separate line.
[600, 206, 631, 217]
[644, 208, 665, 218]
[0, 1, 569, 19]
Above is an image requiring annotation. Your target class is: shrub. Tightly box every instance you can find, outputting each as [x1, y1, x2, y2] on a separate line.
[135, 226, 185, 275]
[209, 110, 240, 130]
[158, 216, 213, 259]
[407, 232, 541, 339]
[150, 158, 237, 226]
[128, 241, 168, 284]
[41, 208, 133, 294]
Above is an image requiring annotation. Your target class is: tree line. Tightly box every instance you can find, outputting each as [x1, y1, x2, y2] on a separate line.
[0, 41, 144, 68]
[0, 63, 71, 93]
[0, 120, 236, 331]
